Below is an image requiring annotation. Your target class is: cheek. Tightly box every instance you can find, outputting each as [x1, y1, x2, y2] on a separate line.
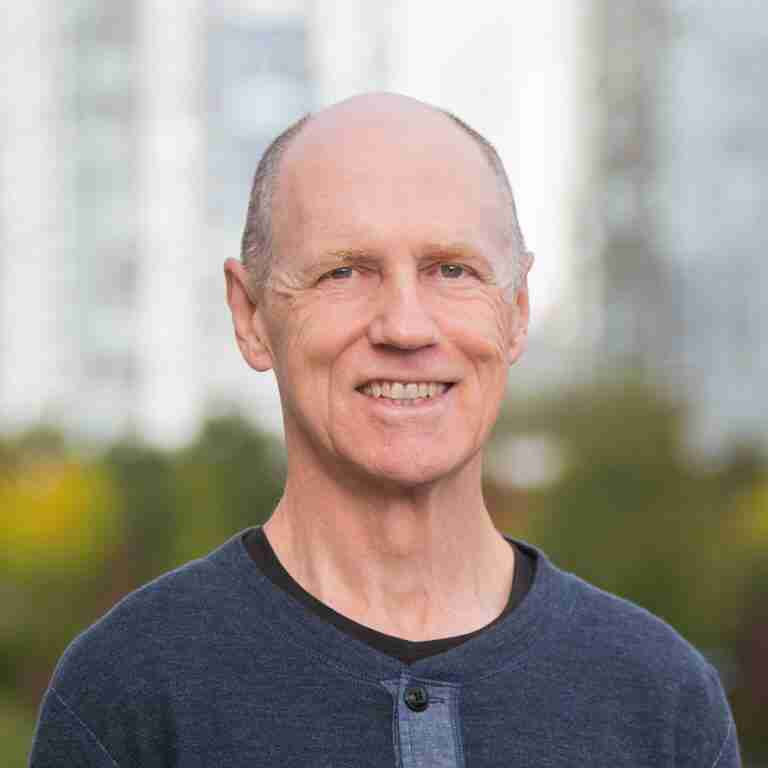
[269, 300, 363, 397]
[440, 296, 512, 365]
[439, 299, 511, 430]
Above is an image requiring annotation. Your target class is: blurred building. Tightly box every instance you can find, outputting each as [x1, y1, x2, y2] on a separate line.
[12, 0, 764, 460]
[1, 0, 587, 447]
[0, 0, 390, 445]
[588, 0, 768, 458]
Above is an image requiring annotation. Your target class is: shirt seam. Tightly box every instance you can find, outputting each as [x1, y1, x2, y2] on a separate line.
[243, 596, 400, 687]
[390, 684, 402, 768]
[50, 687, 120, 768]
[710, 713, 733, 768]
[222, 529, 560, 686]
[213, 529, 563, 686]
[450, 685, 467, 768]
[241, 570, 553, 686]
[248, 526, 531, 664]
[464, 573, 576, 683]
[214, 537, 404, 684]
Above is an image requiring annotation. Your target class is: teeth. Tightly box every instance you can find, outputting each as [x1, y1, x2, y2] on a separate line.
[360, 381, 450, 401]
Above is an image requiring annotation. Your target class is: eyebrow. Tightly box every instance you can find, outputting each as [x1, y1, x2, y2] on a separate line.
[421, 240, 482, 257]
[321, 242, 490, 262]
[307, 242, 498, 277]
[323, 249, 376, 264]
[298, 249, 378, 277]
[420, 241, 496, 271]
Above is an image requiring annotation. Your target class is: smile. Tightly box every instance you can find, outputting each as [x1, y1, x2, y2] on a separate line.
[357, 381, 453, 403]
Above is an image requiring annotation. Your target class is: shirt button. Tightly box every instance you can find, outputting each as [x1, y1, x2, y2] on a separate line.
[404, 685, 429, 712]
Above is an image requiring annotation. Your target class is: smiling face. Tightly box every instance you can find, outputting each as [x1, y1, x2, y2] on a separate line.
[227, 95, 531, 490]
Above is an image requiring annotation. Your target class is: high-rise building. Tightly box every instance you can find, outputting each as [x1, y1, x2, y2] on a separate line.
[0, 0, 317, 445]
[589, 0, 768, 457]
[1, 1, 72, 433]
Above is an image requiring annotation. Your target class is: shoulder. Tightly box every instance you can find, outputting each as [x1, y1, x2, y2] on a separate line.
[33, 531, 300, 761]
[48, 533, 258, 709]
[538, 556, 738, 764]
[560, 567, 712, 684]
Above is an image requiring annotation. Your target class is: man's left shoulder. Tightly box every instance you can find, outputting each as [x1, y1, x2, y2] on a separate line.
[555, 567, 735, 735]
[560, 571, 739, 763]
[562, 570, 713, 681]
[505, 551, 741, 764]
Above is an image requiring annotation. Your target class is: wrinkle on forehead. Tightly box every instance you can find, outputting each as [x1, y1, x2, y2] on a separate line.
[269, 93, 522, 302]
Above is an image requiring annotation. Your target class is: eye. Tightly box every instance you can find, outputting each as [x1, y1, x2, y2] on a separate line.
[439, 263, 467, 279]
[321, 266, 355, 281]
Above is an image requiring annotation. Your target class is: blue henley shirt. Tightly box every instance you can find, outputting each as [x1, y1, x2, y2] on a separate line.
[30, 531, 740, 766]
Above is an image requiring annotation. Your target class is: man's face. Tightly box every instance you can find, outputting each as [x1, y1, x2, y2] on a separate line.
[239, 101, 529, 489]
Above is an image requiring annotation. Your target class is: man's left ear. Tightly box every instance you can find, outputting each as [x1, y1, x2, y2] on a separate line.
[508, 256, 533, 365]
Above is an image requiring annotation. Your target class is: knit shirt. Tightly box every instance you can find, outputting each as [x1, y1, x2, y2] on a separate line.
[30, 530, 740, 767]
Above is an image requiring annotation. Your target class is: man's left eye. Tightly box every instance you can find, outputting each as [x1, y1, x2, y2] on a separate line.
[323, 267, 354, 280]
[439, 263, 466, 279]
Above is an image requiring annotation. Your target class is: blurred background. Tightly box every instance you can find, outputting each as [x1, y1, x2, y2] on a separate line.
[1, 0, 766, 763]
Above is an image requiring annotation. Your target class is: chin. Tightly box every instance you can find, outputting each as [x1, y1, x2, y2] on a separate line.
[349, 447, 475, 491]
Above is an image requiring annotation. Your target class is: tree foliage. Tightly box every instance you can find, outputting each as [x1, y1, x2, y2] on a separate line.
[1, 394, 766, 763]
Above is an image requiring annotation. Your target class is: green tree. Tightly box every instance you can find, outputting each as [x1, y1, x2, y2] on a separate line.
[171, 412, 285, 564]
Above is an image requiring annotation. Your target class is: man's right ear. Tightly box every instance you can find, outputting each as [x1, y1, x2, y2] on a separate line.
[223, 258, 274, 372]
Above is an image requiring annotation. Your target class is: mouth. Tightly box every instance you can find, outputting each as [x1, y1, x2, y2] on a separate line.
[356, 380, 455, 406]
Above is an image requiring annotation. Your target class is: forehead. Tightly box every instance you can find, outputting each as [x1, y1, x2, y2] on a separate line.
[272, 106, 510, 259]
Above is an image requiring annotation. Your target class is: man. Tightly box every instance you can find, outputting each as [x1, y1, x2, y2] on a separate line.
[30, 93, 739, 766]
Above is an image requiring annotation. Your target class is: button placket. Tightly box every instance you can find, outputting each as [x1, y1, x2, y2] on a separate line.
[382, 677, 464, 768]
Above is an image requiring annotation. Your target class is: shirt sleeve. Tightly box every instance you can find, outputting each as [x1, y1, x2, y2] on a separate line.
[29, 687, 119, 768]
[676, 662, 741, 768]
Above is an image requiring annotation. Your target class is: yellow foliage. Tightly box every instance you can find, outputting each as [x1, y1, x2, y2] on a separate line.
[745, 481, 768, 543]
[0, 460, 118, 575]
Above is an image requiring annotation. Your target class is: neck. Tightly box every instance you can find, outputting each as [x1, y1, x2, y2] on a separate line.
[263, 455, 514, 641]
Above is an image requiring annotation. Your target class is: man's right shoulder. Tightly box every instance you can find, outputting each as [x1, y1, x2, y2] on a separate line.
[49, 539, 253, 699]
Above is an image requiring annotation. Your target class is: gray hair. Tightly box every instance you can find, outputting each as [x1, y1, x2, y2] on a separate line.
[240, 114, 311, 291]
[240, 108, 529, 293]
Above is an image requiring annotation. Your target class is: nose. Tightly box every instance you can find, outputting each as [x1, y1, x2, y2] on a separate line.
[368, 271, 439, 350]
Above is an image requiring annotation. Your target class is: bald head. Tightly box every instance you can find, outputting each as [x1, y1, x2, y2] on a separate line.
[240, 93, 528, 293]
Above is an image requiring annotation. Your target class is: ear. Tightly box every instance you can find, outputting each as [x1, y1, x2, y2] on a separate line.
[508, 253, 533, 365]
[224, 258, 274, 372]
